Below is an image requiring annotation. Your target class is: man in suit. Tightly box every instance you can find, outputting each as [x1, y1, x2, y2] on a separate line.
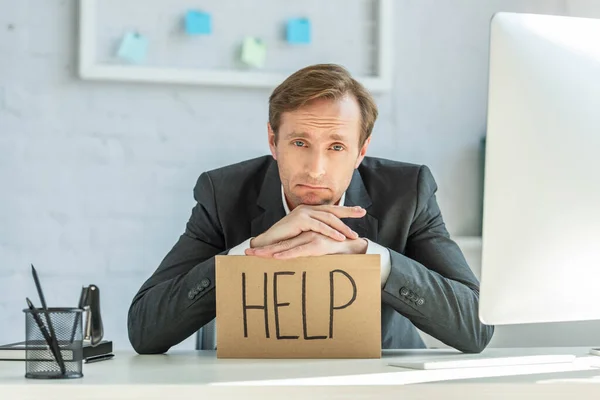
[128, 64, 494, 354]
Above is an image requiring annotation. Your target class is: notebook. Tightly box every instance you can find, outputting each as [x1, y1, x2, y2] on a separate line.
[0, 340, 113, 361]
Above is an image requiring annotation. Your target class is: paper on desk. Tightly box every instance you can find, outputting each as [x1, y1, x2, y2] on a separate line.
[388, 354, 576, 370]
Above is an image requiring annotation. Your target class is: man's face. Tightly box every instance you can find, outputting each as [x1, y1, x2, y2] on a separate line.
[268, 94, 371, 210]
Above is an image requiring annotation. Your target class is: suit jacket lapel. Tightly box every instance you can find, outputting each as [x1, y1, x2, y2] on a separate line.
[251, 159, 286, 237]
[343, 169, 379, 242]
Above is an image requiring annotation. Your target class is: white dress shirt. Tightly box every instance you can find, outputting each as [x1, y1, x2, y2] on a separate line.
[228, 186, 392, 287]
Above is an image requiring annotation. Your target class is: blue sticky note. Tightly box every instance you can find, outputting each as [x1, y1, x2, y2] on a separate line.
[185, 10, 212, 35]
[287, 18, 311, 44]
[116, 32, 148, 64]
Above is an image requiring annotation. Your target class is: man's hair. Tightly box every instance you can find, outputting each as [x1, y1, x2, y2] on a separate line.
[268, 64, 378, 146]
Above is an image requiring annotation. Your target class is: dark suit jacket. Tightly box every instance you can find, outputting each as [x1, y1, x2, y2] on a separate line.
[128, 156, 494, 354]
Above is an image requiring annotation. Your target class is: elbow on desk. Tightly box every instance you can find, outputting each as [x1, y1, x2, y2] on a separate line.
[130, 341, 168, 355]
[127, 302, 170, 355]
[127, 318, 170, 355]
[458, 324, 495, 354]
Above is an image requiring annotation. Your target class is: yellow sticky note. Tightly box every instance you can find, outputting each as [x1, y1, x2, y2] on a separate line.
[241, 37, 266, 68]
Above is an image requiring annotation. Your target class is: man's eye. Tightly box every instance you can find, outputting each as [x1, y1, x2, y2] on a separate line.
[331, 144, 344, 151]
[293, 141, 305, 147]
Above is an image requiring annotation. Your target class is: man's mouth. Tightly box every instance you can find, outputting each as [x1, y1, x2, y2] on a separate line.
[298, 184, 328, 190]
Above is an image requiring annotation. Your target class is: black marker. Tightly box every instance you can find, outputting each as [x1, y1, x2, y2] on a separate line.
[31, 264, 66, 375]
[26, 298, 66, 373]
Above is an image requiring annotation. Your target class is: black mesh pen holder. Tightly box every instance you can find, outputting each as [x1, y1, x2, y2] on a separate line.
[23, 307, 84, 379]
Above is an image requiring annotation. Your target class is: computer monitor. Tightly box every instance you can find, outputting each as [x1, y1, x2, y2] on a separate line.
[479, 12, 600, 326]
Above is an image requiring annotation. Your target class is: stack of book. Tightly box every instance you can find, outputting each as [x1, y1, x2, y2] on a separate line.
[0, 340, 113, 363]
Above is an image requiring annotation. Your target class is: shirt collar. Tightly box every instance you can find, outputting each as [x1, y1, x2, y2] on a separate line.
[281, 185, 346, 215]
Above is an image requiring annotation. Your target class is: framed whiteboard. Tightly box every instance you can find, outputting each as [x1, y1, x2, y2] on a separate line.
[78, 0, 393, 92]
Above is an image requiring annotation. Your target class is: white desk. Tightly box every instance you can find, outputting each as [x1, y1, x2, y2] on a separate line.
[1, 347, 600, 399]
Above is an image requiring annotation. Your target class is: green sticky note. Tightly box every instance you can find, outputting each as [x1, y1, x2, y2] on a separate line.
[240, 37, 266, 68]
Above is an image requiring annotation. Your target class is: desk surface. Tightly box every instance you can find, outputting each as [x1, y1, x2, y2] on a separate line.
[2, 347, 600, 399]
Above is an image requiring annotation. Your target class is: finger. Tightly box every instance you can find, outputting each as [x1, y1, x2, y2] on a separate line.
[311, 205, 366, 219]
[304, 218, 348, 241]
[273, 242, 327, 260]
[252, 234, 313, 258]
[309, 211, 358, 239]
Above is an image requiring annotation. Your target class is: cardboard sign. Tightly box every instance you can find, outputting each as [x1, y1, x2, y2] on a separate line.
[215, 254, 381, 359]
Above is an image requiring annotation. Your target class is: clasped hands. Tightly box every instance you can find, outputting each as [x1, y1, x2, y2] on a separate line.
[246, 205, 368, 259]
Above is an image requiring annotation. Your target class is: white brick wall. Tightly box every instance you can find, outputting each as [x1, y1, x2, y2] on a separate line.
[2, 0, 599, 351]
[0, 0, 270, 349]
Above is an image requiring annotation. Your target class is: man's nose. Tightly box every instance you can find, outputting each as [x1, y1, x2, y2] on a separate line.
[306, 151, 326, 179]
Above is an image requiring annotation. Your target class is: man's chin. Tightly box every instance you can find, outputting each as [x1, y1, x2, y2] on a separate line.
[297, 195, 333, 206]
[301, 200, 329, 206]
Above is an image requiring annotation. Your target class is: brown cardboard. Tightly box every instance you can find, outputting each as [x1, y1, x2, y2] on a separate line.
[215, 254, 381, 359]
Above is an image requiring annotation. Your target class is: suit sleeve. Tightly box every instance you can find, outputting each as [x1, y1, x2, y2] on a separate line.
[127, 172, 225, 354]
[381, 165, 494, 353]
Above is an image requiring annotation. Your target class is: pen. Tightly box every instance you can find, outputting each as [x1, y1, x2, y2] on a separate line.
[30, 264, 66, 375]
[85, 353, 115, 364]
[26, 298, 65, 372]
